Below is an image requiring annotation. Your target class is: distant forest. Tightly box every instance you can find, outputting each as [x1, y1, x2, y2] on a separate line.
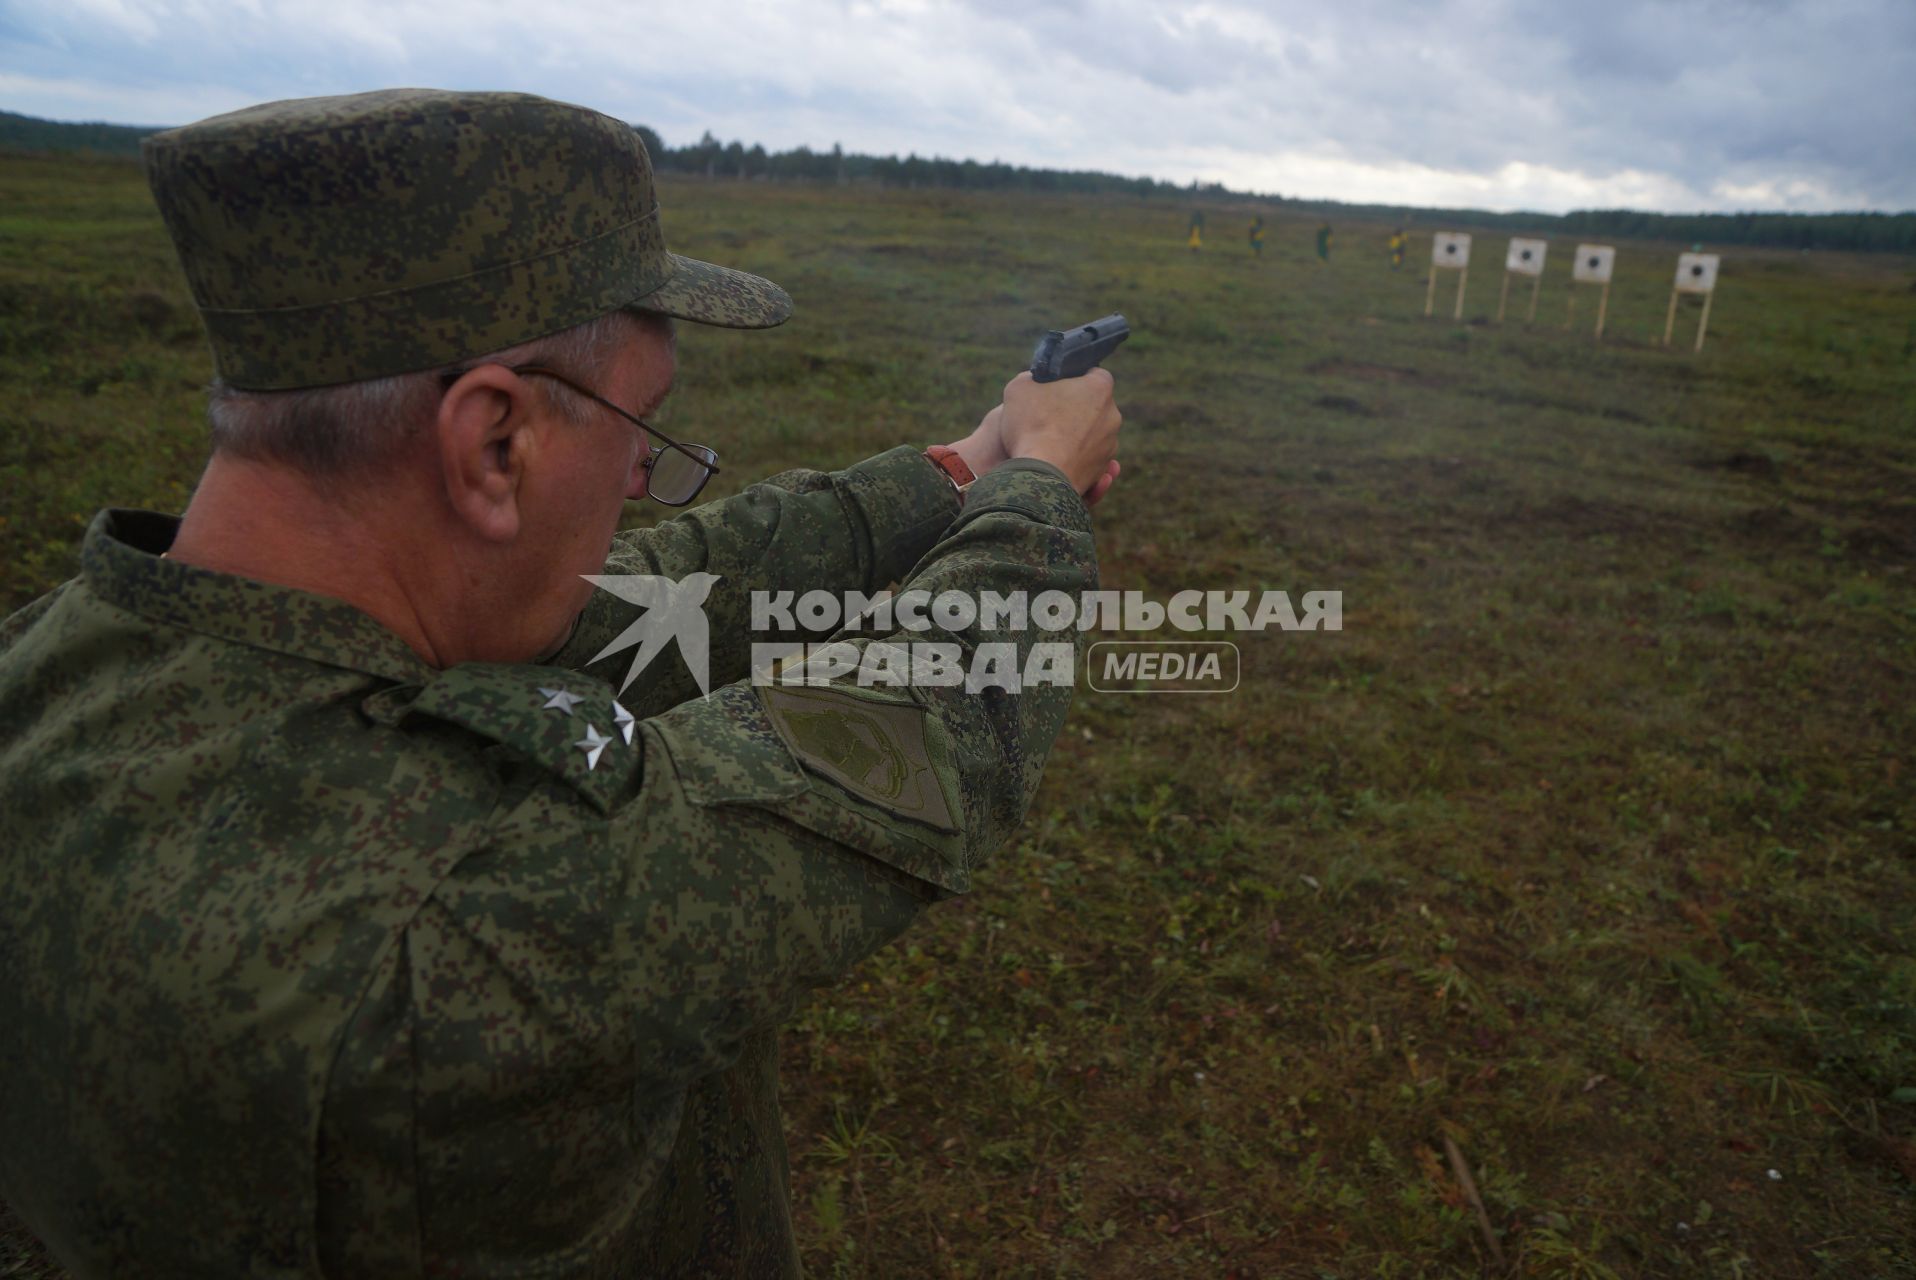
[7, 109, 1913, 254]
[0, 110, 153, 156]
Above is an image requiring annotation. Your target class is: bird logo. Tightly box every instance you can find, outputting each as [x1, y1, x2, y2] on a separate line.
[579, 572, 722, 697]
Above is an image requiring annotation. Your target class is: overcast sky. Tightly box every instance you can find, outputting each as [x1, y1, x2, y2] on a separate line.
[3, 0, 1911, 214]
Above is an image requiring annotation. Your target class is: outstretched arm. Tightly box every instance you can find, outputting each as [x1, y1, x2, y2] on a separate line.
[549, 379, 1116, 717]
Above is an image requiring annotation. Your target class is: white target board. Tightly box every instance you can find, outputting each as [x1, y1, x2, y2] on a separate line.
[1674, 253, 1720, 293]
[1432, 232, 1471, 269]
[1572, 244, 1616, 284]
[1505, 238, 1547, 276]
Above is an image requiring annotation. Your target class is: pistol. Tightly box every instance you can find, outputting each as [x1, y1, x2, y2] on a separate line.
[1029, 313, 1129, 383]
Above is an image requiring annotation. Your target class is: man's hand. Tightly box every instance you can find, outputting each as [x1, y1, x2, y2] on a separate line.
[997, 368, 1120, 495]
[946, 405, 1011, 483]
[944, 369, 1122, 505]
[1080, 459, 1120, 508]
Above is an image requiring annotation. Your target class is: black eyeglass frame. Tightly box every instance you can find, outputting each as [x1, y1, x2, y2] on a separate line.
[439, 362, 720, 507]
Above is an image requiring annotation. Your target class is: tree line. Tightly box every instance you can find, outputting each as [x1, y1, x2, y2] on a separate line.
[649, 128, 1916, 254]
[1274, 193, 1916, 254]
[0, 110, 152, 156]
[6, 109, 1912, 255]
[635, 127, 1177, 199]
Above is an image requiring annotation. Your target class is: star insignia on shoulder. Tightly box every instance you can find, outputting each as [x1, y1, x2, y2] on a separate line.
[540, 687, 585, 715]
[574, 723, 614, 771]
[612, 699, 636, 745]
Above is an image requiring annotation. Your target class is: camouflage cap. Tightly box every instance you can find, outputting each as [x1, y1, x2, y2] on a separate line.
[142, 89, 793, 391]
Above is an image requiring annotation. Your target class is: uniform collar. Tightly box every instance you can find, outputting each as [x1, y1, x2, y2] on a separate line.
[81, 509, 435, 686]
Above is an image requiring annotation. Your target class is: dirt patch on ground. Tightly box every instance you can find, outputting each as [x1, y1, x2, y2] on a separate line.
[123, 290, 178, 335]
[1469, 385, 1651, 424]
[1307, 358, 1449, 388]
[1124, 400, 1218, 431]
[1840, 523, 1914, 563]
[862, 241, 986, 265]
[1312, 394, 1375, 417]
[1312, 455, 1505, 525]
[1487, 494, 1673, 540]
[1835, 499, 1916, 563]
[719, 350, 879, 386]
[1328, 453, 1481, 490]
[1694, 451, 1781, 481]
[1731, 503, 1815, 545]
[1723, 503, 1823, 561]
[1720, 500, 1916, 565]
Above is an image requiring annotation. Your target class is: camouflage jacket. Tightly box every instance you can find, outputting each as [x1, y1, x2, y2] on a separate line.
[0, 446, 1095, 1278]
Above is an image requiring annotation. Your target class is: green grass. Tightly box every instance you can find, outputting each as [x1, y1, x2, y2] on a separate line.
[3, 151, 1914, 1278]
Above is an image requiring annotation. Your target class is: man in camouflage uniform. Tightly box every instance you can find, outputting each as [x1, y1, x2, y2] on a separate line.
[0, 90, 1121, 1277]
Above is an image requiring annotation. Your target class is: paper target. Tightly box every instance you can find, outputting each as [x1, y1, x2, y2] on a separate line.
[1505, 238, 1547, 276]
[1572, 244, 1616, 284]
[1674, 253, 1720, 293]
[1432, 232, 1471, 269]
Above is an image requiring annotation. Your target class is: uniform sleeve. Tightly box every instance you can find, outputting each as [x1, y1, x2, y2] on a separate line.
[551, 445, 962, 712]
[414, 463, 1090, 1098]
[610, 459, 1095, 1083]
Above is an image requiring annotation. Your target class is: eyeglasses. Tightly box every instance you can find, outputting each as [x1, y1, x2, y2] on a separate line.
[510, 365, 719, 507]
[467, 364, 720, 506]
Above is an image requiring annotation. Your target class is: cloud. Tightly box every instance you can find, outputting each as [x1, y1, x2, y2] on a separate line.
[1, 0, 1910, 212]
[0, 70, 252, 125]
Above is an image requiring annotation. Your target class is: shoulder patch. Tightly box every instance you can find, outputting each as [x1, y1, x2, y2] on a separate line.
[759, 685, 956, 831]
[402, 663, 639, 813]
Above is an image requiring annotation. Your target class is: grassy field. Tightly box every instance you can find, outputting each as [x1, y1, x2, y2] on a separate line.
[3, 149, 1914, 1277]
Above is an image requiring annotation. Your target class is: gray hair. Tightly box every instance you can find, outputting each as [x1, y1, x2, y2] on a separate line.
[205, 310, 648, 474]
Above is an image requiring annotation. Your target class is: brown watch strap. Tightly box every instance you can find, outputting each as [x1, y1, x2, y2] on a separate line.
[923, 445, 976, 494]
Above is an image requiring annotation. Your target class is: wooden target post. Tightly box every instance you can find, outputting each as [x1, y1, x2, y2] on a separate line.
[1662, 253, 1721, 352]
[1499, 237, 1547, 323]
[1566, 244, 1616, 340]
[1425, 233, 1471, 320]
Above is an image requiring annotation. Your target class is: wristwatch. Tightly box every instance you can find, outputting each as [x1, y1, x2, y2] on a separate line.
[922, 445, 976, 495]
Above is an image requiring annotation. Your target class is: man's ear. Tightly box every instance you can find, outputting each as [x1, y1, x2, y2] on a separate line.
[436, 365, 540, 543]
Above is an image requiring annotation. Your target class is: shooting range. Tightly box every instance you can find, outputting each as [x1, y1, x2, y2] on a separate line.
[1424, 232, 1472, 320]
[11, 17, 1916, 1271]
[1663, 252, 1722, 352]
[1498, 237, 1547, 323]
[1566, 243, 1618, 339]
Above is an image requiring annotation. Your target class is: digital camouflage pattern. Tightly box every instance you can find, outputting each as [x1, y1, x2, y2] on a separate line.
[0, 447, 1095, 1277]
[141, 89, 794, 391]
